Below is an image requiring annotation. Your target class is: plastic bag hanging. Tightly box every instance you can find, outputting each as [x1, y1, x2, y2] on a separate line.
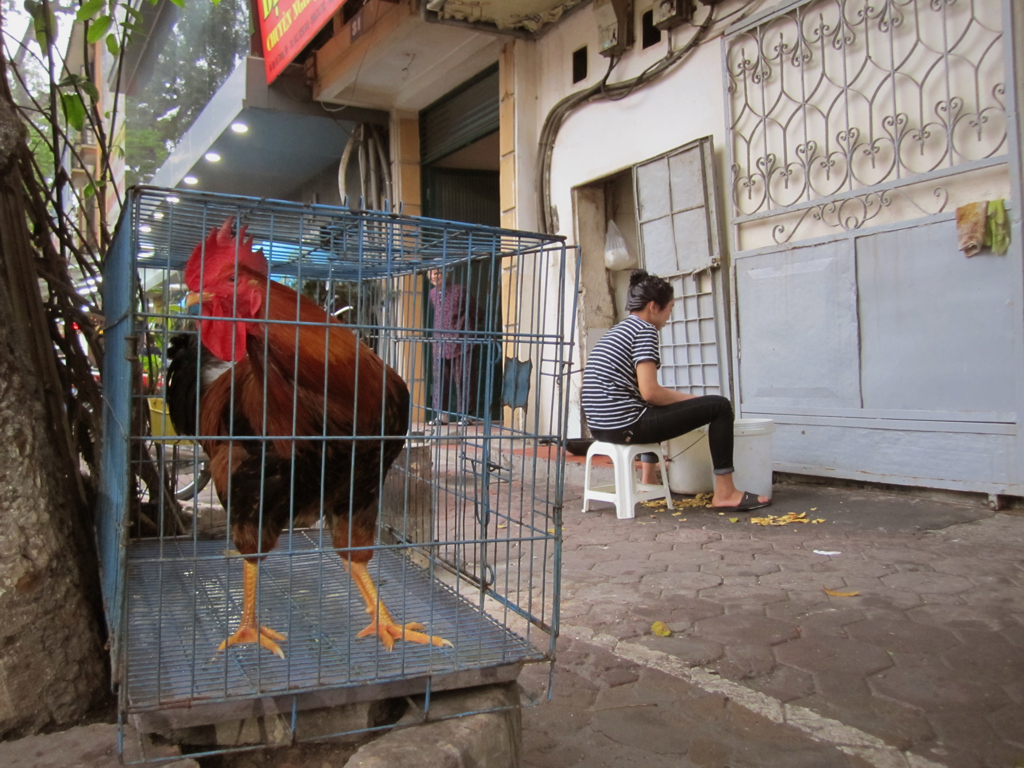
[604, 220, 636, 270]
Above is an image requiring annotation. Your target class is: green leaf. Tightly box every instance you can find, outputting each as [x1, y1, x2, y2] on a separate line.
[83, 182, 97, 199]
[26, 0, 59, 51]
[167, 0, 184, 7]
[81, 79, 100, 103]
[59, 74, 100, 104]
[61, 93, 87, 132]
[106, 33, 120, 57]
[86, 15, 112, 44]
[76, 0, 106, 22]
[122, 4, 143, 21]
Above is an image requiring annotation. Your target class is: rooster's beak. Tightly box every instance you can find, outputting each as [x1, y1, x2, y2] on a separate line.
[185, 292, 213, 308]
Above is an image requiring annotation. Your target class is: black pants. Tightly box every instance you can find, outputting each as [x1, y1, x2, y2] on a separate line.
[433, 350, 478, 417]
[591, 395, 735, 474]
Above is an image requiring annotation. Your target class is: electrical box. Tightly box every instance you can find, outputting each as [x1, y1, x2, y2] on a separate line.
[653, 0, 694, 29]
[594, 0, 634, 58]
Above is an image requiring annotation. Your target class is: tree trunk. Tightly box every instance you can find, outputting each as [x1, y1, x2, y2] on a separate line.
[0, 34, 107, 739]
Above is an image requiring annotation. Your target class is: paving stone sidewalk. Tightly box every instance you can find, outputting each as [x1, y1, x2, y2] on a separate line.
[4, 478, 1022, 768]
[520, 480, 1024, 768]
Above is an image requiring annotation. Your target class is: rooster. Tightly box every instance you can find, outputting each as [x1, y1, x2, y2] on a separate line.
[166, 219, 449, 657]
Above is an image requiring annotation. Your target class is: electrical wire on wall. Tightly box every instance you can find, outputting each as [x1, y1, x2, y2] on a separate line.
[536, 0, 769, 234]
[338, 122, 393, 210]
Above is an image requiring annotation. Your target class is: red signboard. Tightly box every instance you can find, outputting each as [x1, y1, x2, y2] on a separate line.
[257, 0, 345, 84]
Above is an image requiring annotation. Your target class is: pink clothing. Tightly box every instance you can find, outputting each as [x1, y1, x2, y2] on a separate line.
[429, 281, 481, 359]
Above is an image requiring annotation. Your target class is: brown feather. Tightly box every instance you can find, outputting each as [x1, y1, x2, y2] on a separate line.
[195, 263, 409, 561]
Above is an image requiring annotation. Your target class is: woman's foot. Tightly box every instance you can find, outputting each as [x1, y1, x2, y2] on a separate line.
[711, 489, 770, 511]
[710, 473, 769, 511]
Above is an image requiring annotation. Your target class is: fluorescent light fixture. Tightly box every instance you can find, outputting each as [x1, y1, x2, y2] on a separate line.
[140, 225, 151, 233]
[183, 175, 198, 185]
[205, 152, 221, 162]
[230, 122, 248, 133]
[154, 211, 165, 219]
[166, 196, 179, 203]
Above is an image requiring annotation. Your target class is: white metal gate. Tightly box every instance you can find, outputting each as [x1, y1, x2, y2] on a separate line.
[723, 0, 1024, 496]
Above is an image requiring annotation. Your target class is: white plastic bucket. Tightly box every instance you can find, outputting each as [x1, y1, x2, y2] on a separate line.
[665, 427, 714, 495]
[732, 418, 775, 498]
[665, 418, 776, 497]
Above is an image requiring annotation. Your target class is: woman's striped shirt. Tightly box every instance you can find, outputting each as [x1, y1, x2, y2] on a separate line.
[581, 314, 661, 430]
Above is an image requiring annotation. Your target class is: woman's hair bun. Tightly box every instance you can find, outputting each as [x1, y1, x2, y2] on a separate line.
[624, 268, 674, 312]
[629, 269, 649, 287]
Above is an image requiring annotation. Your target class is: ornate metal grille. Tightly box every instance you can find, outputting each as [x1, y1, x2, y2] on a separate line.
[725, 0, 1007, 241]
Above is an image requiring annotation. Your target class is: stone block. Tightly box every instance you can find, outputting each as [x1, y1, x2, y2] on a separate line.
[695, 613, 799, 646]
[349, 683, 521, 768]
[0, 723, 197, 768]
[846, 617, 958, 654]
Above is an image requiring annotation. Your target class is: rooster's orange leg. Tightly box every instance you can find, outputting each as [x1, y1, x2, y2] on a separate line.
[345, 561, 452, 651]
[216, 559, 287, 659]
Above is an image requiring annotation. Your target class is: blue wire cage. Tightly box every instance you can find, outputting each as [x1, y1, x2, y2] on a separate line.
[98, 186, 578, 759]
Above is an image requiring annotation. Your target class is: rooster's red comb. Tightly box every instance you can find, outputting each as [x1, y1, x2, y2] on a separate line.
[183, 218, 269, 291]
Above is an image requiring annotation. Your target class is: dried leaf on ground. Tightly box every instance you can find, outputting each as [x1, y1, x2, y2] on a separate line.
[651, 621, 672, 637]
[641, 493, 713, 511]
[823, 587, 860, 597]
[750, 512, 823, 526]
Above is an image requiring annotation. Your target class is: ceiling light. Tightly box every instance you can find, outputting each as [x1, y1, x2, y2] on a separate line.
[154, 211, 165, 219]
[205, 152, 221, 162]
[140, 225, 151, 233]
[230, 122, 248, 133]
[167, 196, 179, 203]
[183, 176, 198, 185]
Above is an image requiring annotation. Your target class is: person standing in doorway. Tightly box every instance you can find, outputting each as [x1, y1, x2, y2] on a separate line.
[428, 267, 482, 426]
[581, 269, 770, 512]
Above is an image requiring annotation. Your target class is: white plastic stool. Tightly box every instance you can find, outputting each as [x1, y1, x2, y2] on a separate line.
[582, 441, 671, 520]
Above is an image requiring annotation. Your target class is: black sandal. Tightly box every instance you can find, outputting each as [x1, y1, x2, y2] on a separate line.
[711, 491, 771, 513]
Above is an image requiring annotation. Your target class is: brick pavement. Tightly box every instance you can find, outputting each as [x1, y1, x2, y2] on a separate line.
[3, 463, 1022, 768]
[521, 479, 1024, 768]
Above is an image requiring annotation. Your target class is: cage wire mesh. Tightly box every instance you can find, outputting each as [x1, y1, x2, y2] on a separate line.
[97, 187, 577, 760]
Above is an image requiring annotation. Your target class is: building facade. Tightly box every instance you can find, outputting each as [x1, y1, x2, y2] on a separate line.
[152, 0, 1024, 499]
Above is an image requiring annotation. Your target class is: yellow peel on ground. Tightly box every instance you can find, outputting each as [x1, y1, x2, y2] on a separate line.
[823, 587, 860, 597]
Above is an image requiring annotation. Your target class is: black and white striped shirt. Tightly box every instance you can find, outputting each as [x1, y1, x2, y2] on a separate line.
[581, 314, 661, 430]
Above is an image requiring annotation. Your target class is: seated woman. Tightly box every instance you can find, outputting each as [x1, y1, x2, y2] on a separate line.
[581, 269, 770, 513]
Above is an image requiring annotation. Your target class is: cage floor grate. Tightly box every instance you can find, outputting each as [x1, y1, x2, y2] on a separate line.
[125, 532, 537, 714]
